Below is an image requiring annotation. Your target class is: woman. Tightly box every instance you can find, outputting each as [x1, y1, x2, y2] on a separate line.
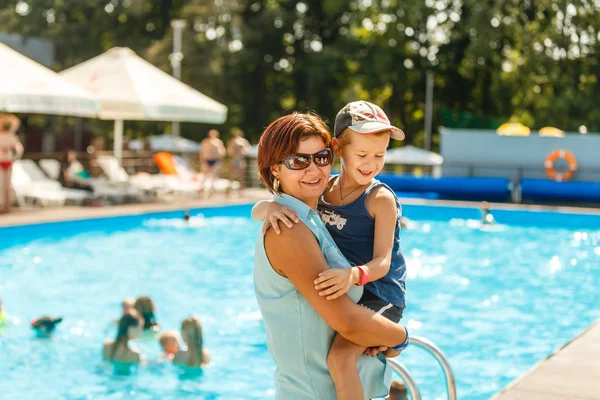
[173, 316, 210, 367]
[254, 112, 409, 399]
[133, 296, 160, 332]
[0, 113, 24, 213]
[103, 310, 144, 363]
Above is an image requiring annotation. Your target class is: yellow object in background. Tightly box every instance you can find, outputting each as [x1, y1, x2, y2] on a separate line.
[496, 123, 531, 136]
[539, 126, 565, 138]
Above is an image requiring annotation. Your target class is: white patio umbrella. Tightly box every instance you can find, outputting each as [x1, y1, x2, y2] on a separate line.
[385, 145, 444, 177]
[60, 47, 227, 162]
[385, 145, 443, 165]
[128, 134, 201, 153]
[0, 42, 98, 117]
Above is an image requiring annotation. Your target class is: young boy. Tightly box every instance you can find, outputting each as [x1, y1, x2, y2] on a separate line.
[157, 330, 181, 361]
[253, 100, 407, 399]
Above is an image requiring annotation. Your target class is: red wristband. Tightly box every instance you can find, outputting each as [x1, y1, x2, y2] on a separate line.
[354, 266, 370, 286]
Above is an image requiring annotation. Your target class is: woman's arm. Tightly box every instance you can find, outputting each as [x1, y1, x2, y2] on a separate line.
[264, 224, 407, 348]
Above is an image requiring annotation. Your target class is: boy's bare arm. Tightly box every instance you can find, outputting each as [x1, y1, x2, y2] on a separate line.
[363, 187, 397, 281]
[251, 200, 271, 221]
[251, 200, 299, 234]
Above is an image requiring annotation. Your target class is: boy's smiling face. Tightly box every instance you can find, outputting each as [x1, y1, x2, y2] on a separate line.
[334, 129, 390, 186]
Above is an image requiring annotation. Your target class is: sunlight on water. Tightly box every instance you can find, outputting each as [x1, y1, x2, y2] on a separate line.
[1, 205, 600, 399]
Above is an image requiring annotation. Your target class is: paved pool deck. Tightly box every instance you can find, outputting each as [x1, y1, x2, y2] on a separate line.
[2, 192, 600, 228]
[1, 192, 599, 400]
[0, 188, 272, 227]
[491, 319, 600, 400]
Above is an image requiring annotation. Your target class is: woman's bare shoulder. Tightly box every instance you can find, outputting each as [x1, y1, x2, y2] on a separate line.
[265, 218, 315, 247]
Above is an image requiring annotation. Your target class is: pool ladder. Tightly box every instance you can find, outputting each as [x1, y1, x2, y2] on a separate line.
[388, 336, 457, 400]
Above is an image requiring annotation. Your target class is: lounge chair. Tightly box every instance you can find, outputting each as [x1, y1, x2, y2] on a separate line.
[96, 155, 201, 197]
[153, 152, 239, 193]
[39, 158, 145, 204]
[11, 160, 89, 207]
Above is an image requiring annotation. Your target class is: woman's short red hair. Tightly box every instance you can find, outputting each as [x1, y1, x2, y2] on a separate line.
[257, 112, 331, 193]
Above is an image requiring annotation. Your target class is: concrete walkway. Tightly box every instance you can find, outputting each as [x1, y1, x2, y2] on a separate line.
[492, 319, 600, 400]
[0, 188, 271, 227]
[2, 193, 599, 228]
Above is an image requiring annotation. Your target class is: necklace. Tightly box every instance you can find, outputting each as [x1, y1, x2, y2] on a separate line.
[338, 175, 366, 204]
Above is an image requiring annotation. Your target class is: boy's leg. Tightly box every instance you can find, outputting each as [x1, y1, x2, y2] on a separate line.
[327, 333, 366, 400]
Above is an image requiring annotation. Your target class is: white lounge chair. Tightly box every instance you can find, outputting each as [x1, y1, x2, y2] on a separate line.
[96, 155, 201, 197]
[11, 161, 82, 207]
[38, 158, 143, 204]
[16, 159, 92, 206]
[160, 153, 240, 193]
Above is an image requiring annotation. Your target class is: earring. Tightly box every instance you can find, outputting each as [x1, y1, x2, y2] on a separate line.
[273, 178, 280, 192]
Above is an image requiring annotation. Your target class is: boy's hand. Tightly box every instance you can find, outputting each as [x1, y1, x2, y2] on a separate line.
[314, 267, 359, 300]
[262, 203, 299, 234]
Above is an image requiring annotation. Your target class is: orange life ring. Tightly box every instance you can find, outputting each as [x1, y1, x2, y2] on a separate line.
[544, 149, 577, 182]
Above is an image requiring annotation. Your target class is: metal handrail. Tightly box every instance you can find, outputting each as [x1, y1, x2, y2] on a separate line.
[388, 335, 457, 400]
[388, 358, 421, 400]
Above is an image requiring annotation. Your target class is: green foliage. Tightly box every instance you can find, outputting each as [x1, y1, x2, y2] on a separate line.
[1, 0, 598, 145]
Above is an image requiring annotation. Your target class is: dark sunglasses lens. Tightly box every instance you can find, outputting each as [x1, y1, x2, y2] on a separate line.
[285, 155, 311, 170]
[314, 150, 332, 166]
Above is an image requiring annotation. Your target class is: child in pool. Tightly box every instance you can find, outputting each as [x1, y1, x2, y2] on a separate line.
[158, 330, 181, 361]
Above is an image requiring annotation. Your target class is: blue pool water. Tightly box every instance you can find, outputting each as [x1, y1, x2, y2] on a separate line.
[1, 204, 600, 399]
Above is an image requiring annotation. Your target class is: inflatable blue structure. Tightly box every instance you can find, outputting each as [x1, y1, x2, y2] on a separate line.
[377, 173, 513, 202]
[520, 179, 600, 203]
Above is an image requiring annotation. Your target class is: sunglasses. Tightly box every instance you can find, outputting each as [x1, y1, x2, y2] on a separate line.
[280, 148, 333, 170]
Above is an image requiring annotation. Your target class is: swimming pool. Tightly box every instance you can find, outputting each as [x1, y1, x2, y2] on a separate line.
[1, 203, 599, 399]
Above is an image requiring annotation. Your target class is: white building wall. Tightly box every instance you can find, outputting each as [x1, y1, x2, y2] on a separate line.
[440, 128, 600, 183]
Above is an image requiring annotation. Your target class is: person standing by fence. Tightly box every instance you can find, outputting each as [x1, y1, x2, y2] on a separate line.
[227, 127, 251, 196]
[0, 113, 24, 214]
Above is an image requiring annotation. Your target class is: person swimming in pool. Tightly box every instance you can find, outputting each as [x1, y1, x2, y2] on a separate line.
[31, 316, 63, 337]
[103, 310, 144, 364]
[0, 296, 10, 328]
[173, 316, 210, 368]
[480, 201, 496, 225]
[200, 129, 226, 196]
[157, 330, 181, 361]
[133, 296, 160, 332]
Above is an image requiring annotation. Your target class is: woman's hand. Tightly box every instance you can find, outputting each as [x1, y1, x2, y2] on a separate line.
[262, 202, 299, 234]
[314, 267, 359, 300]
[363, 346, 402, 358]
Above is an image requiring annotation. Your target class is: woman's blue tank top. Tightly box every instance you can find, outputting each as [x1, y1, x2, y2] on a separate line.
[254, 193, 392, 399]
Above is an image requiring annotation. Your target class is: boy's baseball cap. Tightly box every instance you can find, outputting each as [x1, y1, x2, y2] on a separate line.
[334, 100, 405, 141]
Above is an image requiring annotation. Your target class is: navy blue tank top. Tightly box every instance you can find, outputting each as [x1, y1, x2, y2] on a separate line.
[318, 176, 407, 308]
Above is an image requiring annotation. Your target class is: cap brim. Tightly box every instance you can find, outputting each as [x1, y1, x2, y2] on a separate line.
[349, 122, 405, 141]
